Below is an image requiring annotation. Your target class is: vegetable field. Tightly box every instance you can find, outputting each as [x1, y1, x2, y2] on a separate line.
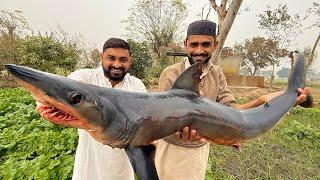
[0, 88, 78, 179]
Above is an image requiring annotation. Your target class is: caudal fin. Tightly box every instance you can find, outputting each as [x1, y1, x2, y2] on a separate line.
[286, 54, 307, 93]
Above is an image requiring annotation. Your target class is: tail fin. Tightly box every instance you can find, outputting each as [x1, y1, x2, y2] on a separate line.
[286, 54, 307, 93]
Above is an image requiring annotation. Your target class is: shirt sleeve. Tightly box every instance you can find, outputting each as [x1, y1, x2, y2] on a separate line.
[128, 75, 147, 93]
[134, 79, 147, 93]
[216, 68, 237, 106]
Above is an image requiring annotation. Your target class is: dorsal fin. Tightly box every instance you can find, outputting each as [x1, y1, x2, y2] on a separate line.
[171, 62, 203, 95]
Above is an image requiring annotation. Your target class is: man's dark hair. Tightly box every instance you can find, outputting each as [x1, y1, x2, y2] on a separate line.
[102, 38, 131, 55]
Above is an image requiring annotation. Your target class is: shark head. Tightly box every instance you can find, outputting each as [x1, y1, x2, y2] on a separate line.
[5, 64, 120, 144]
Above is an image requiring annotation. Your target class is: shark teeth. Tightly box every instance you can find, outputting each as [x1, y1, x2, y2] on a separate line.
[38, 104, 77, 121]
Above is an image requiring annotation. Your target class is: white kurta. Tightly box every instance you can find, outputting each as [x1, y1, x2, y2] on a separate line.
[68, 67, 147, 180]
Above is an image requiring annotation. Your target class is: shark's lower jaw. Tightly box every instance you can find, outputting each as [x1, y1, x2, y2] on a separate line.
[36, 104, 83, 128]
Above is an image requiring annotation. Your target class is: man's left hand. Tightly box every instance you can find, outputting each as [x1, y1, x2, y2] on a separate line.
[260, 87, 311, 107]
[295, 87, 310, 106]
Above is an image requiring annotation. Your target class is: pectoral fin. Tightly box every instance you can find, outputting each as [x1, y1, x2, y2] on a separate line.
[125, 144, 159, 180]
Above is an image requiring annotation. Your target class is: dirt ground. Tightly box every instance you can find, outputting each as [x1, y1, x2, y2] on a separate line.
[148, 85, 319, 104]
[148, 85, 280, 99]
[0, 77, 18, 88]
[228, 86, 282, 100]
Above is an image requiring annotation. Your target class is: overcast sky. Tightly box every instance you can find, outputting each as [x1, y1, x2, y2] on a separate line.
[1, 0, 319, 69]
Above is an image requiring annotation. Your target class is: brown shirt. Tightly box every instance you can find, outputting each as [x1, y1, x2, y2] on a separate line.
[158, 59, 236, 147]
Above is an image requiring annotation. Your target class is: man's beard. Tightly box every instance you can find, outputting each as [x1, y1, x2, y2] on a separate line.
[103, 66, 127, 82]
[188, 54, 211, 65]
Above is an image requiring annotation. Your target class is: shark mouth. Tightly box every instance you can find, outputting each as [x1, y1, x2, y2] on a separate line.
[11, 75, 86, 128]
[36, 102, 110, 144]
[36, 104, 82, 127]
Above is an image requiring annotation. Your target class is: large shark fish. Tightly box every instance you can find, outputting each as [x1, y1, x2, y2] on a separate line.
[5, 55, 312, 180]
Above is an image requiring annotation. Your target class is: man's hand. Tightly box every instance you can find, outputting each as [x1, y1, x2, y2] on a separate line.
[174, 126, 206, 143]
[259, 87, 311, 107]
[296, 87, 313, 107]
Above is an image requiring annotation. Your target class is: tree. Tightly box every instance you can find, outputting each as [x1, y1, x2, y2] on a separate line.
[0, 10, 30, 36]
[306, 68, 317, 80]
[16, 34, 80, 74]
[298, 2, 320, 71]
[196, 3, 212, 20]
[258, 4, 302, 87]
[127, 39, 153, 80]
[305, 2, 320, 29]
[303, 2, 320, 69]
[0, 10, 31, 70]
[277, 67, 290, 79]
[234, 37, 287, 76]
[316, 71, 320, 80]
[124, 0, 187, 68]
[52, 27, 97, 69]
[208, 0, 243, 64]
[307, 34, 320, 68]
[221, 47, 236, 57]
[286, 3, 320, 72]
[89, 48, 101, 67]
[300, 46, 318, 68]
[258, 4, 302, 50]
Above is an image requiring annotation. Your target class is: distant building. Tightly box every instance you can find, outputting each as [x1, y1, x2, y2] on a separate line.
[217, 55, 242, 75]
[218, 55, 265, 88]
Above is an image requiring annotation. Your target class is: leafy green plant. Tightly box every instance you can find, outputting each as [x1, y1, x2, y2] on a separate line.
[0, 88, 78, 179]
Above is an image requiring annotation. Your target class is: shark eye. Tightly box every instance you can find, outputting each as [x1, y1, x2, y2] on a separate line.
[70, 93, 82, 104]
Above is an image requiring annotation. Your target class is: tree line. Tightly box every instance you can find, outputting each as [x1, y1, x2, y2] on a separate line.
[1, 1, 319, 88]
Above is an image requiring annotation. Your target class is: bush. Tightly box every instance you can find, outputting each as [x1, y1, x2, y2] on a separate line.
[15, 35, 80, 74]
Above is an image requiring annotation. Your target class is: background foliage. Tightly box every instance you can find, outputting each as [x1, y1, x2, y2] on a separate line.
[128, 39, 153, 80]
[124, 0, 187, 69]
[16, 34, 79, 74]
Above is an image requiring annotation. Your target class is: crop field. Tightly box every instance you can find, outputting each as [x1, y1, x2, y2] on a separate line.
[0, 87, 319, 179]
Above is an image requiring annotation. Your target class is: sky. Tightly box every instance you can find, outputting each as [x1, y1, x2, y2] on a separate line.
[1, 0, 319, 69]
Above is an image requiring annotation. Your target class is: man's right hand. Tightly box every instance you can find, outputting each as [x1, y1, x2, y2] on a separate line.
[174, 126, 206, 143]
